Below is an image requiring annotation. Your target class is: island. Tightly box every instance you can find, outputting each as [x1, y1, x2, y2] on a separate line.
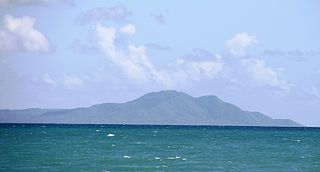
[0, 90, 301, 126]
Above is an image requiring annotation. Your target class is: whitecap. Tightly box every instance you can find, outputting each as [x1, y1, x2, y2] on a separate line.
[168, 157, 175, 160]
[175, 156, 181, 159]
[96, 129, 100, 132]
[123, 155, 131, 159]
[154, 157, 161, 160]
[107, 133, 115, 137]
[182, 158, 187, 161]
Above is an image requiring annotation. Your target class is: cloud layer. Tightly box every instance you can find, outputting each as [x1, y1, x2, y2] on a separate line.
[226, 32, 258, 56]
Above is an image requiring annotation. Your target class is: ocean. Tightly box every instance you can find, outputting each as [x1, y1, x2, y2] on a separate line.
[0, 124, 319, 171]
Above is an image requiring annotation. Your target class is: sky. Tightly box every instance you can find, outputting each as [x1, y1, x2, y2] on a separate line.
[0, 0, 319, 126]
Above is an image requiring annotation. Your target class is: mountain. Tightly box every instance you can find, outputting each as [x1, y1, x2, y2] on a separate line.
[0, 90, 302, 126]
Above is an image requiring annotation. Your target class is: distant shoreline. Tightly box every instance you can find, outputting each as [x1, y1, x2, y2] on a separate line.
[0, 91, 302, 127]
[1, 123, 316, 129]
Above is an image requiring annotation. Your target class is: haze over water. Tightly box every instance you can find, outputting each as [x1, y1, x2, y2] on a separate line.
[1, 124, 319, 171]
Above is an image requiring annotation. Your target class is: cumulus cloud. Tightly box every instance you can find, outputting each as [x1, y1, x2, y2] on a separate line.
[241, 58, 292, 91]
[119, 24, 135, 35]
[170, 49, 224, 81]
[226, 32, 258, 56]
[0, 29, 16, 51]
[0, 15, 50, 52]
[96, 23, 169, 84]
[96, 23, 224, 86]
[96, 24, 147, 80]
[77, 4, 130, 24]
[224, 33, 292, 91]
[172, 57, 224, 81]
[42, 73, 57, 86]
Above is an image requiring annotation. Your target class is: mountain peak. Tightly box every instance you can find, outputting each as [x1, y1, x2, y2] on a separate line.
[138, 90, 192, 100]
[147, 90, 188, 96]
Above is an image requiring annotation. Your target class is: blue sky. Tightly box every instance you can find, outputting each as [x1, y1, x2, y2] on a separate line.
[0, 0, 319, 126]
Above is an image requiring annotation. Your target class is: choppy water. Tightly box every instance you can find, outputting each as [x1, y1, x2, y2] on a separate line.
[0, 124, 319, 171]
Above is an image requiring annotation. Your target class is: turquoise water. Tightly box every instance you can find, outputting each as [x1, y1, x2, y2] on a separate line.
[0, 124, 319, 171]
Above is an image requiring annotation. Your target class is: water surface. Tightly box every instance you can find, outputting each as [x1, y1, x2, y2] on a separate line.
[0, 124, 319, 171]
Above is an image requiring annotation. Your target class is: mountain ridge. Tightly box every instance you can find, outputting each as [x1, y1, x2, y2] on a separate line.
[0, 90, 302, 126]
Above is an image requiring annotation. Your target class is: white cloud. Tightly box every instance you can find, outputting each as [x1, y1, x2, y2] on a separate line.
[224, 33, 292, 91]
[172, 50, 224, 81]
[242, 58, 292, 91]
[226, 32, 258, 56]
[96, 23, 170, 85]
[96, 23, 228, 87]
[42, 73, 57, 86]
[190, 61, 223, 78]
[0, 15, 50, 52]
[0, 29, 16, 51]
[96, 23, 224, 86]
[96, 24, 145, 80]
[119, 24, 135, 35]
[63, 75, 83, 88]
[177, 59, 223, 81]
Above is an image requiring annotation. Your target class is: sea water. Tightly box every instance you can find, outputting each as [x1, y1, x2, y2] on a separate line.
[0, 124, 319, 171]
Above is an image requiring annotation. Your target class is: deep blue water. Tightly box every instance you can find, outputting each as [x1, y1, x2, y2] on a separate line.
[0, 124, 319, 171]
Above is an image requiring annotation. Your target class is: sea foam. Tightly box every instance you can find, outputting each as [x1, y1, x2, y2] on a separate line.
[107, 133, 115, 137]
